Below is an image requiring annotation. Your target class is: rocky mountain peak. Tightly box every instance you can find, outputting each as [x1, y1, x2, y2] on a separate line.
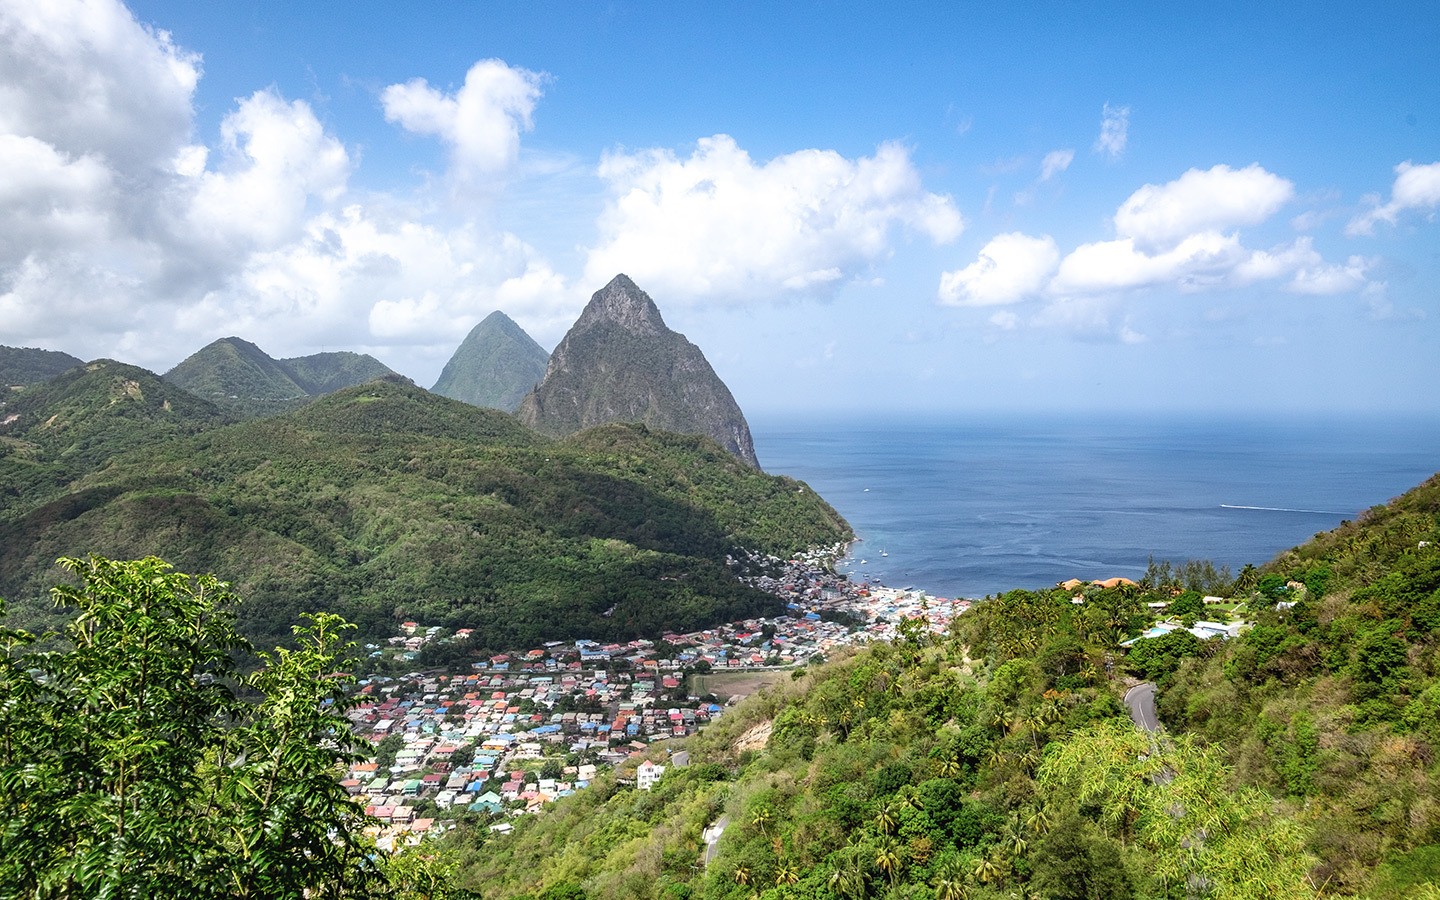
[517, 275, 761, 469]
[572, 274, 669, 337]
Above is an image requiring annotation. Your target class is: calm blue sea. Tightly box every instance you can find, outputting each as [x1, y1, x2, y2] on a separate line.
[751, 414, 1440, 600]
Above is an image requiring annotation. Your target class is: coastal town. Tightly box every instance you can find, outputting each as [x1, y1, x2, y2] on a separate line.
[344, 548, 1265, 850]
[343, 546, 974, 848]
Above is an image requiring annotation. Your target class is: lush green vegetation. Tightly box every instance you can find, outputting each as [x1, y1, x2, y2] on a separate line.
[163, 336, 397, 418]
[431, 311, 549, 412]
[0, 373, 848, 649]
[401, 475, 1440, 900]
[0, 556, 381, 898]
[0, 345, 84, 389]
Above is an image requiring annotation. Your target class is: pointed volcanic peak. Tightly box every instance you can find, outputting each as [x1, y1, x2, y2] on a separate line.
[0, 346, 85, 391]
[431, 311, 549, 412]
[517, 274, 761, 469]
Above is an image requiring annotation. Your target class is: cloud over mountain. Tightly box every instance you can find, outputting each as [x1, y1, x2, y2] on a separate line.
[585, 136, 962, 302]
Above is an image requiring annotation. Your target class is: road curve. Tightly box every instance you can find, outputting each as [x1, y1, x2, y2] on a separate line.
[702, 814, 730, 866]
[1124, 681, 1160, 733]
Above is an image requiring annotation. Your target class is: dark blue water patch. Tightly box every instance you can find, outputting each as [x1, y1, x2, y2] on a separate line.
[752, 412, 1440, 599]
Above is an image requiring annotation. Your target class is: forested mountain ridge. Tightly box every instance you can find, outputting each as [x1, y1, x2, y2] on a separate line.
[0, 375, 849, 650]
[435, 472, 1440, 900]
[0, 359, 230, 516]
[163, 336, 398, 417]
[432, 311, 550, 412]
[0, 344, 85, 389]
[518, 274, 761, 469]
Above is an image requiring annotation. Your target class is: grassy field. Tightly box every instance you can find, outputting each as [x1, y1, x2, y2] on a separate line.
[687, 669, 791, 702]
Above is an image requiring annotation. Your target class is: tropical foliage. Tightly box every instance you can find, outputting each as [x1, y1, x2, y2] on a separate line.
[0, 373, 849, 649]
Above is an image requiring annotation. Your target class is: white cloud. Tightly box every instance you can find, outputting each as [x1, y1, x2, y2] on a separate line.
[1114, 164, 1294, 249]
[202, 205, 575, 354]
[0, 135, 115, 264]
[185, 90, 351, 250]
[0, 0, 199, 175]
[1040, 149, 1074, 181]
[381, 59, 544, 182]
[1093, 103, 1129, 159]
[938, 233, 1059, 306]
[0, 0, 577, 382]
[585, 135, 962, 300]
[1051, 231, 1245, 295]
[945, 163, 1370, 321]
[1346, 160, 1440, 235]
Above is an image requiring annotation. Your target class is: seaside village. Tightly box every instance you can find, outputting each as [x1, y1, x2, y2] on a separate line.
[347, 551, 1254, 850]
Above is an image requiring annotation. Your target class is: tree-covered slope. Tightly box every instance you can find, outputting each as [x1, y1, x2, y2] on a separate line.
[0, 359, 230, 516]
[282, 350, 399, 395]
[0, 378, 850, 649]
[432, 311, 549, 412]
[1157, 473, 1440, 895]
[163, 336, 398, 418]
[0, 344, 84, 389]
[424, 472, 1440, 900]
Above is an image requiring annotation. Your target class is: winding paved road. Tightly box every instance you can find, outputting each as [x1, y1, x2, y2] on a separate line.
[1124, 681, 1160, 733]
[702, 814, 729, 866]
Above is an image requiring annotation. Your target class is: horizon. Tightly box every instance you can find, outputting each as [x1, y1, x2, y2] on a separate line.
[1, 1, 1437, 417]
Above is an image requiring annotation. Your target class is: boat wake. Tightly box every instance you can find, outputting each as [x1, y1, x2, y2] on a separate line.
[1220, 504, 1349, 515]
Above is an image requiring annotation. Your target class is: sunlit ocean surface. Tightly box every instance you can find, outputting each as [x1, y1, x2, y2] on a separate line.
[751, 413, 1440, 599]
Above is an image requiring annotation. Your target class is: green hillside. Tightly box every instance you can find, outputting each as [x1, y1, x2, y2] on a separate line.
[432, 311, 549, 412]
[423, 472, 1440, 900]
[0, 359, 230, 516]
[163, 336, 399, 417]
[0, 376, 849, 649]
[0, 344, 84, 389]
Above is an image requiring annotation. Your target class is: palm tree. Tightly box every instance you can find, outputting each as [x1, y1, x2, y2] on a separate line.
[733, 865, 751, 886]
[935, 752, 962, 778]
[899, 787, 923, 813]
[1024, 805, 1051, 837]
[1000, 813, 1028, 860]
[874, 838, 902, 885]
[775, 861, 799, 885]
[932, 860, 969, 900]
[973, 855, 1001, 885]
[751, 805, 773, 834]
[874, 801, 898, 835]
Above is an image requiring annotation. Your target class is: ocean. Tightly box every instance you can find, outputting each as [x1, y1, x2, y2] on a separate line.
[750, 413, 1440, 600]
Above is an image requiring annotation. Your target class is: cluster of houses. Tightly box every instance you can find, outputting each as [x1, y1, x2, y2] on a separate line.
[343, 549, 980, 845]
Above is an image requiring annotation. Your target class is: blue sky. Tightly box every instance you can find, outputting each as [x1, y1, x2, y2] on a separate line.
[2, 1, 1437, 416]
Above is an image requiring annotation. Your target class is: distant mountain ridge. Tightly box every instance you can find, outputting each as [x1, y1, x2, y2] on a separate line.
[163, 337, 397, 417]
[431, 311, 549, 412]
[0, 374, 849, 650]
[518, 274, 761, 469]
[0, 345, 85, 390]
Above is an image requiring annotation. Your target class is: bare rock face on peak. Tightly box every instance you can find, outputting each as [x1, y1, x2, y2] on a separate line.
[517, 274, 760, 469]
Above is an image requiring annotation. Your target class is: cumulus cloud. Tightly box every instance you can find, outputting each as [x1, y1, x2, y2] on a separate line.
[1093, 103, 1129, 159]
[185, 90, 351, 250]
[1114, 164, 1294, 249]
[0, 0, 199, 174]
[1040, 149, 1074, 181]
[940, 162, 1371, 329]
[1346, 160, 1440, 235]
[182, 204, 574, 357]
[381, 59, 544, 182]
[1051, 231, 1245, 295]
[938, 233, 1059, 306]
[584, 135, 962, 300]
[0, 0, 575, 380]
